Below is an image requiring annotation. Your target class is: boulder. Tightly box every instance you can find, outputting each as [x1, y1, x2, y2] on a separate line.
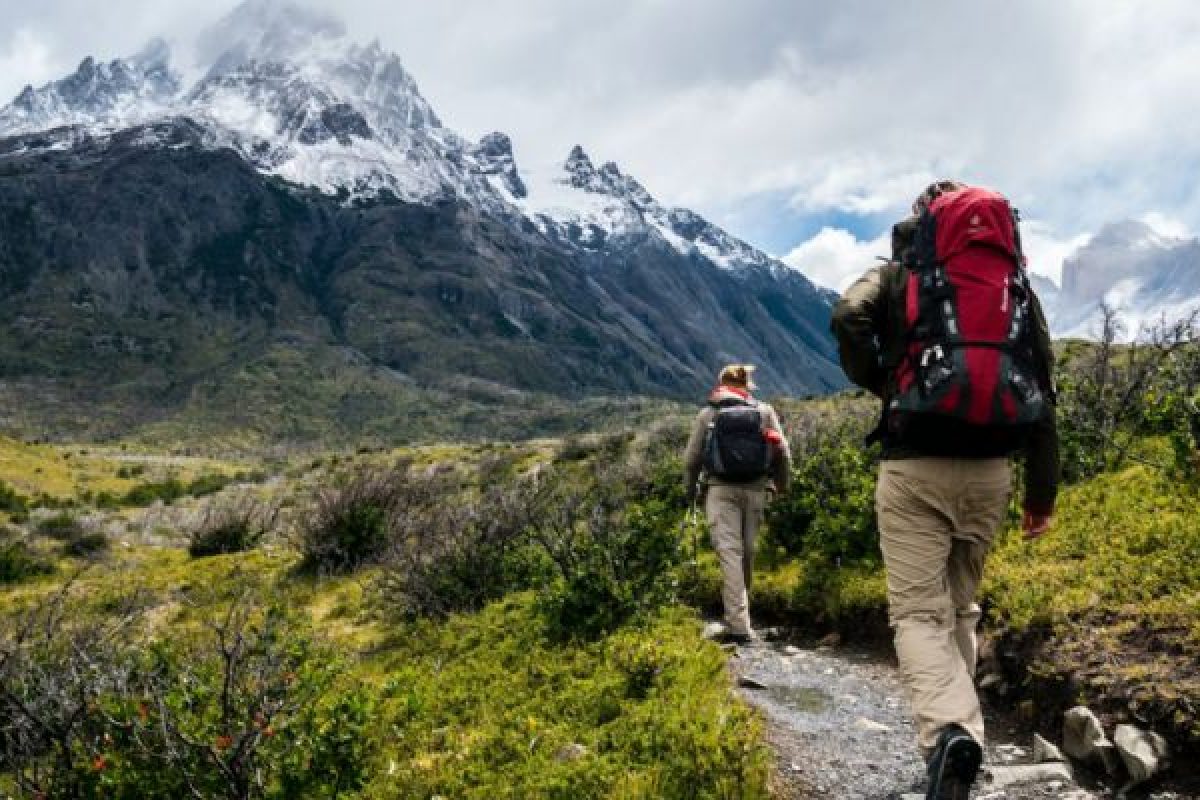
[980, 762, 1074, 789]
[1113, 724, 1169, 785]
[1063, 706, 1121, 775]
[1032, 732, 1067, 764]
[554, 743, 588, 763]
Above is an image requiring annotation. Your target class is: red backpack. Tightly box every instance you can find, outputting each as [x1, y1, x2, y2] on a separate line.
[889, 186, 1047, 439]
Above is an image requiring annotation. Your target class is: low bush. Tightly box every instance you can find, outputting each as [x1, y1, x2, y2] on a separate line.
[369, 596, 770, 799]
[0, 592, 375, 799]
[379, 473, 551, 618]
[0, 531, 54, 584]
[188, 494, 279, 558]
[64, 531, 109, 559]
[185, 472, 234, 498]
[297, 466, 422, 573]
[766, 408, 880, 569]
[34, 511, 85, 541]
[0, 480, 29, 515]
[534, 466, 685, 640]
[121, 478, 186, 507]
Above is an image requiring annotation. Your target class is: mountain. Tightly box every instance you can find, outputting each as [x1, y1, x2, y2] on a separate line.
[0, 0, 842, 444]
[1035, 220, 1200, 339]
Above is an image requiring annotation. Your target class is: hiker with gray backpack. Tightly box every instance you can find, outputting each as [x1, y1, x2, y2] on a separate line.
[683, 364, 791, 644]
[833, 181, 1059, 800]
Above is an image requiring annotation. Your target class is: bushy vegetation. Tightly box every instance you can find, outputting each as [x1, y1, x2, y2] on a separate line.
[188, 494, 280, 558]
[0, 589, 373, 799]
[0, 530, 54, 585]
[367, 595, 769, 799]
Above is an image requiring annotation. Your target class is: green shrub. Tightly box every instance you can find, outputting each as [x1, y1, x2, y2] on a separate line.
[0, 480, 29, 515]
[766, 414, 880, 568]
[0, 534, 54, 584]
[298, 466, 417, 573]
[0, 595, 375, 799]
[188, 495, 279, 558]
[379, 474, 552, 618]
[184, 472, 233, 498]
[121, 479, 186, 507]
[35, 511, 85, 541]
[369, 596, 770, 799]
[64, 531, 109, 559]
[536, 472, 684, 640]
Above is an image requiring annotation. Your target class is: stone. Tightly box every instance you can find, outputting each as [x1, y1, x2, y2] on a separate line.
[781, 645, 802, 656]
[1033, 732, 1067, 763]
[852, 716, 891, 733]
[554, 743, 588, 762]
[817, 632, 842, 648]
[994, 743, 1028, 763]
[980, 762, 1074, 788]
[1063, 706, 1121, 775]
[702, 621, 727, 640]
[979, 673, 1005, 690]
[1113, 723, 1169, 785]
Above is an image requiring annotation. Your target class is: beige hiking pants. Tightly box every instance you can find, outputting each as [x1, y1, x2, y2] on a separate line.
[705, 484, 766, 635]
[875, 457, 1011, 755]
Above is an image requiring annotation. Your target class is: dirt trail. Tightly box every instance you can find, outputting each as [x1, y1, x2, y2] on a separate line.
[728, 636, 1188, 800]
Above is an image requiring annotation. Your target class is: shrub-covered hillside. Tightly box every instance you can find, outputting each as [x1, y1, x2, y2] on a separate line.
[0, 429, 772, 799]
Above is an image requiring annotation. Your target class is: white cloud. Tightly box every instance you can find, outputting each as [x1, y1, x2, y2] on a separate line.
[2, 0, 1200, 254]
[1020, 220, 1092, 286]
[781, 227, 890, 292]
[0, 29, 57, 94]
[1140, 211, 1192, 240]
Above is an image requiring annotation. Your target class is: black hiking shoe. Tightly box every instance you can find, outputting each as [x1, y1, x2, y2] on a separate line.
[925, 724, 982, 800]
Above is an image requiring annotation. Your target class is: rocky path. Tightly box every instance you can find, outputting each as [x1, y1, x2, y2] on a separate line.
[725, 634, 1188, 800]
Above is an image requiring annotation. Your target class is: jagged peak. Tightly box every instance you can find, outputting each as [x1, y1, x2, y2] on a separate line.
[198, 0, 346, 76]
[565, 144, 591, 167]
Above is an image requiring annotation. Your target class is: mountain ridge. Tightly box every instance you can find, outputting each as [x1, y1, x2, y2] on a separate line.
[0, 0, 843, 444]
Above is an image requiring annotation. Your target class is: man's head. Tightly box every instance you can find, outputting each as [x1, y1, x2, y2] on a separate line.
[718, 364, 756, 391]
[912, 179, 966, 215]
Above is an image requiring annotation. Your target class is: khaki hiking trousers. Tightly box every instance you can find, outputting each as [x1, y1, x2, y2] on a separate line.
[705, 484, 767, 635]
[875, 457, 1011, 755]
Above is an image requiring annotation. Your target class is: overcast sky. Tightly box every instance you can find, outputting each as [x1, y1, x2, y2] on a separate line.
[2, 0, 1199, 289]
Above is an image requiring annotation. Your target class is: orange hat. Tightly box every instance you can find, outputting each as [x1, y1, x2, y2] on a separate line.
[718, 364, 756, 390]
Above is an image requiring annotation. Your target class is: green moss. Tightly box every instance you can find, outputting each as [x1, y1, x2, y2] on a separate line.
[985, 465, 1200, 634]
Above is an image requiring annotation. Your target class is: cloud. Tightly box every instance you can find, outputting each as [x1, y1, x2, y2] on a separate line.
[1140, 211, 1192, 240]
[2, 0, 1200, 266]
[0, 29, 57, 95]
[781, 227, 890, 292]
[1020, 220, 1092, 286]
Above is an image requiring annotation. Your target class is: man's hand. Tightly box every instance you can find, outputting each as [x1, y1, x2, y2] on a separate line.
[1022, 510, 1053, 539]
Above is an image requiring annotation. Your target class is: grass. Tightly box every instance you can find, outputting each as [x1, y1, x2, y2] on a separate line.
[0, 525, 771, 799]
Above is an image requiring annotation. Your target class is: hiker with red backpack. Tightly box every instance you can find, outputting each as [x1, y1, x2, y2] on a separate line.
[832, 181, 1059, 800]
[683, 364, 792, 644]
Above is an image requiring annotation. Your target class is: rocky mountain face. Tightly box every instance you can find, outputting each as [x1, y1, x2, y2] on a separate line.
[0, 0, 842, 443]
[1034, 220, 1200, 339]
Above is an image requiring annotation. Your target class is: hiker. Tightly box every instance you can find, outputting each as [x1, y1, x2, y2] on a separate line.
[683, 364, 791, 644]
[831, 181, 1059, 799]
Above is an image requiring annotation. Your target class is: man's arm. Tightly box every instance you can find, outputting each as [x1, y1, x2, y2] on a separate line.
[682, 408, 710, 500]
[1022, 289, 1060, 536]
[830, 266, 890, 396]
[762, 405, 792, 495]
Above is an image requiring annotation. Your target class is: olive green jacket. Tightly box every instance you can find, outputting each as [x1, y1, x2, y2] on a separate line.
[830, 262, 1059, 515]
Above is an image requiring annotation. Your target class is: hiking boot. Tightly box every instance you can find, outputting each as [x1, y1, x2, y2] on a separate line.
[925, 724, 982, 800]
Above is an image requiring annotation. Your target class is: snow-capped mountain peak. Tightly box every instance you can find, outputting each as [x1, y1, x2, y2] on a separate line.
[196, 0, 345, 77]
[1, 39, 180, 135]
[0, 0, 818, 285]
[1039, 219, 1200, 338]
